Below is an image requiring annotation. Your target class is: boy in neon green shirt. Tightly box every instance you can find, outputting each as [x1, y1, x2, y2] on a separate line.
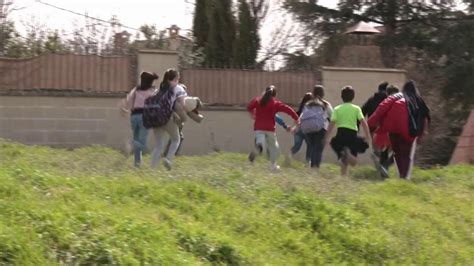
[324, 86, 372, 176]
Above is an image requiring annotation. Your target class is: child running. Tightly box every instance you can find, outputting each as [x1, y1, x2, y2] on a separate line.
[123, 71, 158, 167]
[148, 69, 187, 170]
[248, 86, 299, 171]
[371, 84, 400, 176]
[324, 86, 372, 176]
[286, 92, 314, 165]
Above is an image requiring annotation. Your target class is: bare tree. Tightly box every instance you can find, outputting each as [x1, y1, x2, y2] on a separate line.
[0, 0, 12, 22]
[1, 0, 26, 23]
[249, 0, 270, 29]
[257, 0, 311, 70]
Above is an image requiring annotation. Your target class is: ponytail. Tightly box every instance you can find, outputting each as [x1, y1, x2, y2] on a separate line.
[260, 85, 277, 107]
[160, 68, 179, 92]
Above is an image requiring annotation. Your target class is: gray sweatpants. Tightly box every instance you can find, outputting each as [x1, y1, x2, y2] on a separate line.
[255, 130, 280, 164]
[151, 119, 181, 168]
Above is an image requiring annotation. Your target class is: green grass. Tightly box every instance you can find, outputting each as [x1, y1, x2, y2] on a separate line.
[0, 139, 473, 265]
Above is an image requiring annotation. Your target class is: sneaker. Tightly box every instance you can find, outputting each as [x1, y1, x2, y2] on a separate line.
[271, 164, 281, 172]
[248, 151, 256, 163]
[371, 153, 388, 178]
[163, 158, 172, 170]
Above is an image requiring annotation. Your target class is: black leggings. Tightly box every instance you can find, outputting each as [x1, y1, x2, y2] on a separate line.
[304, 129, 326, 168]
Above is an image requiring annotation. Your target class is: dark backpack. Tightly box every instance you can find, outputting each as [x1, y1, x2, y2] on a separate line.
[143, 89, 175, 129]
[405, 93, 429, 137]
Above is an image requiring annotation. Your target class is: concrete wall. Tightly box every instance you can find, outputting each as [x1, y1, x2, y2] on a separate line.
[0, 95, 371, 164]
[0, 96, 127, 149]
[0, 66, 407, 165]
[137, 50, 179, 81]
[322, 66, 406, 106]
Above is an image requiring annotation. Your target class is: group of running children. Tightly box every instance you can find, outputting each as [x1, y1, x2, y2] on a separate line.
[125, 68, 431, 180]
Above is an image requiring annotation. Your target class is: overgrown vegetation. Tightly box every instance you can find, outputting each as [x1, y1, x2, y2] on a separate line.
[0, 140, 472, 264]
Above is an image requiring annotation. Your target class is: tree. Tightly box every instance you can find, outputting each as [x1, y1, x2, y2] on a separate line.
[283, 0, 473, 164]
[138, 24, 164, 49]
[44, 31, 68, 53]
[0, 20, 15, 56]
[233, 0, 260, 68]
[282, 50, 313, 70]
[203, 0, 236, 67]
[192, 0, 209, 48]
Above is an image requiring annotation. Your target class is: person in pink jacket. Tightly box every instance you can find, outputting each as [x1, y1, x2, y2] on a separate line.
[124, 71, 158, 167]
[368, 80, 430, 179]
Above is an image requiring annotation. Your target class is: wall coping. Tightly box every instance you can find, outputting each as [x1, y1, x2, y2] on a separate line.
[0, 89, 126, 98]
[0, 91, 267, 111]
[138, 49, 179, 55]
[321, 66, 407, 73]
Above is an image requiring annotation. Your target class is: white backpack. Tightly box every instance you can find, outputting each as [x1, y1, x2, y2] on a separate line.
[300, 105, 326, 134]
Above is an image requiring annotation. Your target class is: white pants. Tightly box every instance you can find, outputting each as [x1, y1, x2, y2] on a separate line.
[151, 119, 181, 168]
[255, 130, 280, 164]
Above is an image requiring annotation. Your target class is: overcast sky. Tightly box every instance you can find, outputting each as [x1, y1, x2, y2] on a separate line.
[9, 0, 336, 35]
[7, 0, 336, 69]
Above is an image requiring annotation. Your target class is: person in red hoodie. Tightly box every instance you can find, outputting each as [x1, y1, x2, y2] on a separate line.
[248, 86, 300, 171]
[368, 80, 430, 180]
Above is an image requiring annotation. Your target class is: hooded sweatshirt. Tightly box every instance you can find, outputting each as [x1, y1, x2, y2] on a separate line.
[248, 97, 299, 132]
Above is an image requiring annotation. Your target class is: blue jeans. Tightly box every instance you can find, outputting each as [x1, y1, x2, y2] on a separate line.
[304, 129, 326, 168]
[130, 114, 148, 167]
[291, 129, 308, 161]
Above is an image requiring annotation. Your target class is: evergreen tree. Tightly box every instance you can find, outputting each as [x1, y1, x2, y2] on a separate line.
[203, 0, 235, 67]
[233, 0, 259, 68]
[192, 0, 209, 49]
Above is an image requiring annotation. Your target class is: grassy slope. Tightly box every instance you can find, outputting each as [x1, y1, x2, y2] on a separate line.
[0, 140, 473, 265]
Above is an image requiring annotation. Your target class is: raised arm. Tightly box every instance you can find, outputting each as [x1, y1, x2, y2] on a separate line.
[276, 101, 299, 121]
[367, 96, 397, 129]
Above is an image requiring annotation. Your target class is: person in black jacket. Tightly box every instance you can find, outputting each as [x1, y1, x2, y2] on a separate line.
[362, 81, 389, 177]
[362, 81, 388, 118]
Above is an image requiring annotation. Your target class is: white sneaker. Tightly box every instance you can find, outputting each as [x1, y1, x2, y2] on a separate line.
[271, 164, 281, 172]
[163, 158, 172, 170]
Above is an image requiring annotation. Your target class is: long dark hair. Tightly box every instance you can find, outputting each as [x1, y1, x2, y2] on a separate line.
[312, 85, 330, 108]
[297, 92, 314, 115]
[260, 85, 277, 107]
[403, 80, 431, 136]
[137, 71, 158, 91]
[160, 68, 179, 92]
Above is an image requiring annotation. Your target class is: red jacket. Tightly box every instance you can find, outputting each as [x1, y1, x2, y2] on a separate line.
[368, 94, 415, 142]
[248, 97, 299, 132]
